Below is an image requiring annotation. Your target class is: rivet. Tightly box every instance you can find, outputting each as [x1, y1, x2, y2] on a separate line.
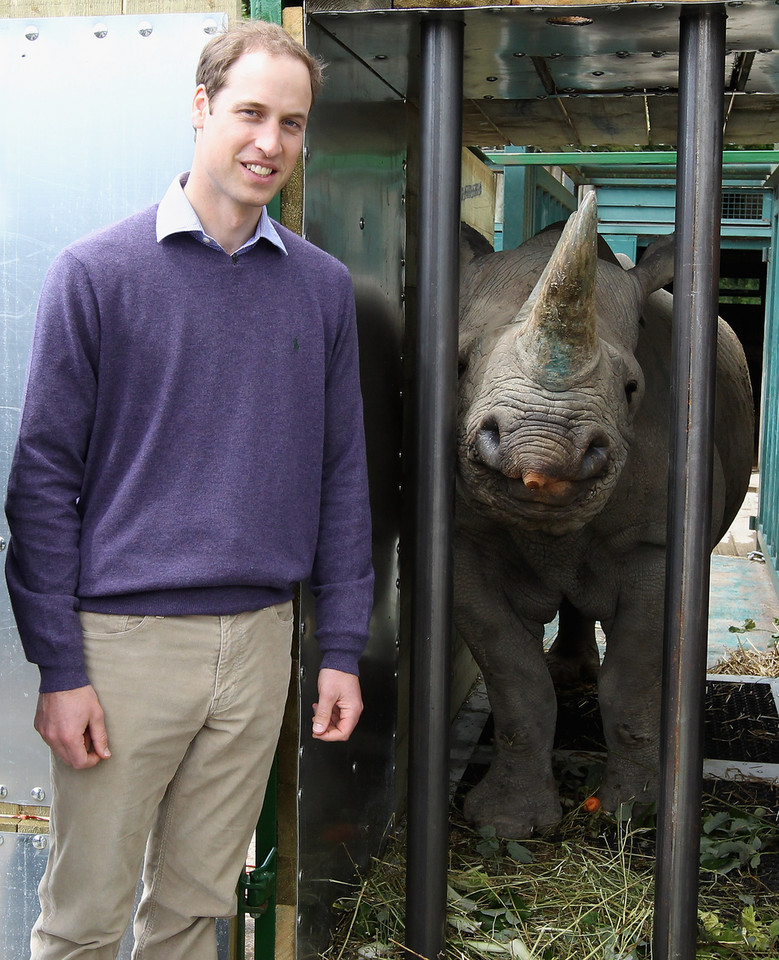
[484, 95, 494, 100]
[0, 785, 7, 798]
[24, 25, 39, 41]
[359, 217, 365, 230]
[351, 762, 358, 774]
[759, 48, 773, 53]
[592, 70, 605, 77]
[486, 76, 498, 82]
[32, 835, 48, 850]
[513, 52, 526, 58]
[93, 23, 108, 39]
[138, 22, 153, 38]
[652, 50, 666, 58]
[202, 19, 219, 35]
[31, 787, 46, 802]
[616, 50, 631, 58]
[374, 54, 388, 61]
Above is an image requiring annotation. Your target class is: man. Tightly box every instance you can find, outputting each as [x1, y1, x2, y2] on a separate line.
[5, 19, 373, 960]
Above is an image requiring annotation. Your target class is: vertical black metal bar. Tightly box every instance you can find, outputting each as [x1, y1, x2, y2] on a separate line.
[405, 16, 464, 960]
[654, 8, 726, 960]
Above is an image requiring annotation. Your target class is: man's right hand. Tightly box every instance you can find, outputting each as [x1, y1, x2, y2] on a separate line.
[34, 685, 111, 769]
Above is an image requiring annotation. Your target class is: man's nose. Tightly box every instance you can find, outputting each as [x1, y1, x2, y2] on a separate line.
[255, 123, 282, 157]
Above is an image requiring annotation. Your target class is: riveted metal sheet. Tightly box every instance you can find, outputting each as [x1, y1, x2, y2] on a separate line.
[295, 15, 406, 959]
[0, 9, 223, 803]
[0, 833, 50, 954]
[309, 1, 779, 146]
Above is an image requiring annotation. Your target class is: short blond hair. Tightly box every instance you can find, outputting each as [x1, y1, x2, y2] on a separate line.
[196, 20, 324, 104]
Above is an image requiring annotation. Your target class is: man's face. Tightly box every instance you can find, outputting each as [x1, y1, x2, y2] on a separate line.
[189, 48, 312, 219]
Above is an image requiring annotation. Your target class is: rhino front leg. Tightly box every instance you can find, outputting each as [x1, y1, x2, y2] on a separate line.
[597, 598, 664, 812]
[455, 541, 562, 838]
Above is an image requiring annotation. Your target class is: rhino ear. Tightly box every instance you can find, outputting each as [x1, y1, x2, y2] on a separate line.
[633, 234, 675, 296]
[460, 221, 494, 276]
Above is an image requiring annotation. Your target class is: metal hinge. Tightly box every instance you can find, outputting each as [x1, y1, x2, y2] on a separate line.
[238, 846, 277, 919]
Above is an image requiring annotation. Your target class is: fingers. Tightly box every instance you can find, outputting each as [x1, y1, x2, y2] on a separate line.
[312, 668, 363, 742]
[34, 686, 110, 769]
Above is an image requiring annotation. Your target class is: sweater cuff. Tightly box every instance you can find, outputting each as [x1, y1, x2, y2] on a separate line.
[38, 664, 91, 695]
[318, 649, 361, 677]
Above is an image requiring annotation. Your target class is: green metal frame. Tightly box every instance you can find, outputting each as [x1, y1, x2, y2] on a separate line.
[236, 756, 279, 960]
[758, 197, 779, 593]
[481, 149, 779, 173]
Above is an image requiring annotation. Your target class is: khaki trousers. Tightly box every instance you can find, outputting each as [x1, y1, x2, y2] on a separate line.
[31, 605, 294, 960]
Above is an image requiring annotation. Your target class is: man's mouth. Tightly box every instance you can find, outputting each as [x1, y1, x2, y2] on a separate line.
[244, 163, 274, 177]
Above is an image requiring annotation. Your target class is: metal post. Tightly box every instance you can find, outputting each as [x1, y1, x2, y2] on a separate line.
[405, 16, 464, 960]
[654, 8, 726, 960]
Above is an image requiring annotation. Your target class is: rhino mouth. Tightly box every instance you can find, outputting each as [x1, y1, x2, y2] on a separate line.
[457, 451, 615, 527]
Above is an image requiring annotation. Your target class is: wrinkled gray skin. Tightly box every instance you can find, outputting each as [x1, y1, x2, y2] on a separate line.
[455, 193, 754, 838]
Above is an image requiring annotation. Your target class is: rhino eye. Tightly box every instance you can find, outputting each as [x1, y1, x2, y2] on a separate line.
[458, 356, 469, 378]
[625, 379, 638, 403]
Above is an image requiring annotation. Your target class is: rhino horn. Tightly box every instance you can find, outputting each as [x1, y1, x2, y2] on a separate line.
[515, 191, 600, 385]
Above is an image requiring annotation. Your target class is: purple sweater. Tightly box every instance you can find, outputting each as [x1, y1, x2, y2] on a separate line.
[5, 206, 374, 693]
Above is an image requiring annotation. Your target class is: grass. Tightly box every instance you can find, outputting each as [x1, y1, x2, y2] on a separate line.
[324, 641, 779, 960]
[325, 782, 779, 960]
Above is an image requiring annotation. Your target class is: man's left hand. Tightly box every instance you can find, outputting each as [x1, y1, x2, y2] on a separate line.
[312, 668, 363, 741]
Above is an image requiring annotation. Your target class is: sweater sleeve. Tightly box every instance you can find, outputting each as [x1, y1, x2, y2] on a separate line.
[4, 251, 99, 693]
[308, 271, 374, 676]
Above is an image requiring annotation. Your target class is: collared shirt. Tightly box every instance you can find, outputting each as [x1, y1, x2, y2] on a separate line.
[155, 172, 287, 257]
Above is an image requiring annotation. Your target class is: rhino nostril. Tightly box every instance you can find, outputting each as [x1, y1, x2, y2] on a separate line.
[581, 438, 609, 479]
[475, 416, 502, 468]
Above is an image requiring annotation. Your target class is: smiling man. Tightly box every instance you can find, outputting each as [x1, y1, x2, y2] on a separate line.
[5, 20, 373, 960]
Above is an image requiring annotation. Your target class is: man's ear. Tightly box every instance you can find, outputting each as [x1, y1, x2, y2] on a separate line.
[191, 84, 209, 132]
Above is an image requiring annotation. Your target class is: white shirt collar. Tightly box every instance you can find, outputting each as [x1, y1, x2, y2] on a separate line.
[155, 173, 287, 256]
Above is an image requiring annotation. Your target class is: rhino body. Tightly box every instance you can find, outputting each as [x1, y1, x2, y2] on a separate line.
[455, 194, 754, 838]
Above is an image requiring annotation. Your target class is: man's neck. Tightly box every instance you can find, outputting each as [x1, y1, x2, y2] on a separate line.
[183, 182, 262, 256]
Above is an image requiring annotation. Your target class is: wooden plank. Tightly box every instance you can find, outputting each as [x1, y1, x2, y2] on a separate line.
[461, 145, 497, 245]
[125, 0, 242, 21]
[4, 0, 241, 21]
[5, 0, 123, 15]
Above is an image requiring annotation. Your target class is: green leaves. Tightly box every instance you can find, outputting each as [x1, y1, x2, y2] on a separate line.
[698, 904, 779, 954]
[700, 808, 777, 875]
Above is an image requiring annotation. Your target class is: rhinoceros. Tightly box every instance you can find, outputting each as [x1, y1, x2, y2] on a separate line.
[455, 192, 754, 838]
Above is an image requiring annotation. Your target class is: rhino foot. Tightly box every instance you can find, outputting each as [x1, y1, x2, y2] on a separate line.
[545, 649, 599, 692]
[463, 764, 562, 839]
[597, 760, 658, 817]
